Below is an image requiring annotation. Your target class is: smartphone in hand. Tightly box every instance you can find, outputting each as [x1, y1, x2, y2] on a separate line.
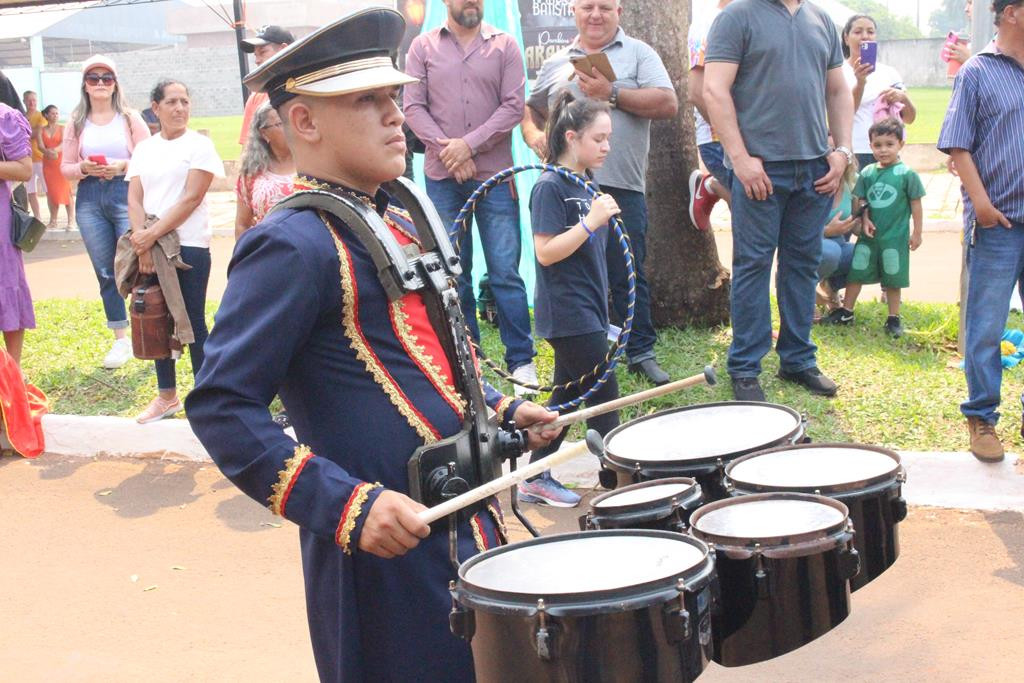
[859, 41, 878, 72]
[87, 154, 108, 165]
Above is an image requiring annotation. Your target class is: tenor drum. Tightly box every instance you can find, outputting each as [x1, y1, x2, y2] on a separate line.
[725, 443, 907, 591]
[689, 493, 859, 667]
[450, 530, 716, 683]
[602, 402, 805, 500]
[582, 478, 704, 532]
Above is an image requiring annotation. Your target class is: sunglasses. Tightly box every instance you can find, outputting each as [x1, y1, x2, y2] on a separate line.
[84, 74, 116, 86]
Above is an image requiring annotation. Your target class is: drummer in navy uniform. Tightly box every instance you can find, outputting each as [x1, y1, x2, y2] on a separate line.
[185, 9, 560, 681]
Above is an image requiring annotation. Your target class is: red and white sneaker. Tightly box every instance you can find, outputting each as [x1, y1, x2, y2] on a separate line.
[688, 170, 720, 232]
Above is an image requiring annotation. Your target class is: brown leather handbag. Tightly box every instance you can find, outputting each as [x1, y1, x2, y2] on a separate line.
[130, 278, 179, 360]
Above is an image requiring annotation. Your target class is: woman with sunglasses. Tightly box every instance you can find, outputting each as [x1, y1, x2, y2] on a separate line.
[61, 55, 150, 370]
[234, 103, 294, 239]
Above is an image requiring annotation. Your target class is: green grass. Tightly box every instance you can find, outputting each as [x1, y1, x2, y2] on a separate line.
[191, 115, 243, 163]
[906, 87, 952, 145]
[22, 298, 1024, 453]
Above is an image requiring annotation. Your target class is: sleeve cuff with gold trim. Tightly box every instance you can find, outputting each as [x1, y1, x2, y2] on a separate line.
[268, 445, 316, 517]
[335, 482, 384, 555]
[496, 396, 525, 428]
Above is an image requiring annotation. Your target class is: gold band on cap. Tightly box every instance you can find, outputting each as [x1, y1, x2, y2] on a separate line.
[284, 56, 394, 93]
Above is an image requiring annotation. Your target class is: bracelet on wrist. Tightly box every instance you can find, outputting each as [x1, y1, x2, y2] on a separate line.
[580, 218, 594, 237]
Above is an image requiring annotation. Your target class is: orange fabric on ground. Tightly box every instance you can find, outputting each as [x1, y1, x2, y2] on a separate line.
[0, 349, 49, 458]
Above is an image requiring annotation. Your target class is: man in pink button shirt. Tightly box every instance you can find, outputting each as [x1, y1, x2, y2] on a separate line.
[404, 0, 538, 395]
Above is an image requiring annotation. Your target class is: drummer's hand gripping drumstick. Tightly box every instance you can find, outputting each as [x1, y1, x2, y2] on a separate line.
[527, 365, 716, 435]
[418, 431, 605, 525]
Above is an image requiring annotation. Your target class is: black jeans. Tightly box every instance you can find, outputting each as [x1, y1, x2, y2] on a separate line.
[155, 246, 211, 390]
[531, 331, 620, 463]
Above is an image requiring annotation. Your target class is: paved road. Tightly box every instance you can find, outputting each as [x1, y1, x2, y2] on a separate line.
[2, 454, 1021, 681]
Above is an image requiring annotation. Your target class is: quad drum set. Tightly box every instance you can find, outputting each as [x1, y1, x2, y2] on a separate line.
[445, 396, 908, 682]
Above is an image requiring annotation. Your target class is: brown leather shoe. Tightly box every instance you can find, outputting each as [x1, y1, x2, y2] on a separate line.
[966, 417, 1005, 463]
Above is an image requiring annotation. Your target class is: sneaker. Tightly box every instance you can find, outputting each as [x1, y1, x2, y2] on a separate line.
[136, 395, 183, 424]
[967, 417, 1004, 463]
[822, 307, 854, 325]
[688, 170, 720, 232]
[511, 362, 539, 398]
[103, 338, 133, 369]
[777, 366, 838, 397]
[517, 473, 581, 508]
[731, 376, 766, 402]
[884, 315, 904, 338]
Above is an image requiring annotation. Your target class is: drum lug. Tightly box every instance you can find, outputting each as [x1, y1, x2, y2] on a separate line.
[631, 463, 642, 484]
[448, 581, 475, 641]
[897, 468, 908, 485]
[839, 543, 861, 582]
[722, 478, 734, 495]
[663, 579, 692, 643]
[754, 545, 771, 599]
[533, 599, 557, 661]
[891, 496, 908, 523]
[598, 466, 618, 490]
[578, 512, 594, 531]
[799, 414, 811, 443]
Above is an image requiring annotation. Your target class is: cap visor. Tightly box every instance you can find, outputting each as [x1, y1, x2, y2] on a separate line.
[240, 38, 267, 52]
[287, 66, 417, 98]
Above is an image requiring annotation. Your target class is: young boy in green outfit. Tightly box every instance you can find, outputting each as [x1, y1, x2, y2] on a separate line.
[824, 118, 925, 337]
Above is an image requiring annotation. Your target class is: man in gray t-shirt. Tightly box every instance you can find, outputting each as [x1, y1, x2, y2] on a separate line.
[704, 0, 853, 401]
[521, 0, 678, 386]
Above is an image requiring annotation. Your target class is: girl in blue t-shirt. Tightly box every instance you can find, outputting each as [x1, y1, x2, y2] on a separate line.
[517, 92, 622, 508]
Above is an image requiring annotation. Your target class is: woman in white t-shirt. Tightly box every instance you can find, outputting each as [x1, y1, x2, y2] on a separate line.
[126, 79, 224, 424]
[840, 15, 918, 170]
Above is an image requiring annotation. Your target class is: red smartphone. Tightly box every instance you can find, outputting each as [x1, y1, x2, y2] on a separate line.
[87, 154, 108, 165]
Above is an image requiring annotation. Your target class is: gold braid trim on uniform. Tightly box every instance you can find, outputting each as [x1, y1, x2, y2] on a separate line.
[321, 212, 439, 444]
[470, 514, 487, 552]
[268, 445, 314, 517]
[487, 502, 509, 545]
[336, 482, 382, 555]
[384, 210, 420, 245]
[391, 298, 467, 417]
[495, 396, 516, 422]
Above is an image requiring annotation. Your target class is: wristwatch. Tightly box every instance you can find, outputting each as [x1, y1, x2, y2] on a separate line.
[833, 145, 854, 165]
[608, 84, 620, 108]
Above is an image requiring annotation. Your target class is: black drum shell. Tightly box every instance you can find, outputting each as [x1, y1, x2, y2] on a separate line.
[582, 478, 705, 532]
[452, 531, 716, 683]
[724, 443, 907, 591]
[689, 493, 858, 668]
[602, 402, 806, 502]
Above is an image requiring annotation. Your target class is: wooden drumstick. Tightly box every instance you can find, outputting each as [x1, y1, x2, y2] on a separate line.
[418, 431, 604, 525]
[528, 365, 717, 434]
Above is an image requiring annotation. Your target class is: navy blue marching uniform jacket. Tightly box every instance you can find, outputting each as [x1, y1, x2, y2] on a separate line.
[185, 184, 519, 682]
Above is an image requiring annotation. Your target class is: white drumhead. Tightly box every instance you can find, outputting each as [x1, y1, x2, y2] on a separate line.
[694, 499, 845, 539]
[729, 447, 899, 488]
[593, 482, 693, 508]
[607, 404, 799, 463]
[464, 535, 706, 594]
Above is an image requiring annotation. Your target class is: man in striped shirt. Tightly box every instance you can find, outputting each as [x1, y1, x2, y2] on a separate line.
[938, 0, 1024, 463]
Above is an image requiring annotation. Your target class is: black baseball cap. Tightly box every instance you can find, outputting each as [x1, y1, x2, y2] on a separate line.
[240, 25, 295, 52]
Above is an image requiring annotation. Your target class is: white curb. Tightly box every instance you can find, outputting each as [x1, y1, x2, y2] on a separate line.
[36, 416, 1024, 512]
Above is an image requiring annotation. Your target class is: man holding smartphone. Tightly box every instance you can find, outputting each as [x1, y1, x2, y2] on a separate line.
[703, 0, 854, 402]
[522, 0, 678, 386]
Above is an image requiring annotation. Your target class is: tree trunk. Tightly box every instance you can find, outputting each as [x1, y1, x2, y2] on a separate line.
[621, 0, 731, 327]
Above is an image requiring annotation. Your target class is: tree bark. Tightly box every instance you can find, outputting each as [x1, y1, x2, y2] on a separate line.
[621, 0, 731, 327]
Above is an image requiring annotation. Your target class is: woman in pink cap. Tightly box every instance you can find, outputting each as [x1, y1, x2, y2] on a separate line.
[61, 55, 150, 370]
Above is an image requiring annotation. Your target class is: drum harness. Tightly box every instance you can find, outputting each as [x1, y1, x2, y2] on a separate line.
[271, 168, 639, 568]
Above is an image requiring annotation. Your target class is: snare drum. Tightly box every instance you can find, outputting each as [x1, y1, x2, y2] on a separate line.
[602, 402, 805, 500]
[450, 530, 716, 683]
[582, 478, 704, 532]
[689, 493, 859, 667]
[725, 443, 907, 591]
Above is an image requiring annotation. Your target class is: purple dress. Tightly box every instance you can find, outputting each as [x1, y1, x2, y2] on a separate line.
[0, 103, 36, 332]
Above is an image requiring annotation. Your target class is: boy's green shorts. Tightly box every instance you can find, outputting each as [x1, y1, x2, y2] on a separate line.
[847, 233, 910, 289]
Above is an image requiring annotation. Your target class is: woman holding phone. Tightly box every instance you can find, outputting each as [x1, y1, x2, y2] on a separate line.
[840, 15, 917, 170]
[126, 79, 223, 424]
[61, 55, 150, 369]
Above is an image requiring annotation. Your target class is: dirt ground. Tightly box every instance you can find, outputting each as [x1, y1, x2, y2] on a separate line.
[2, 453, 1022, 682]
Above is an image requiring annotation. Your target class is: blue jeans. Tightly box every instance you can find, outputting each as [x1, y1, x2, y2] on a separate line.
[604, 186, 657, 363]
[425, 177, 534, 371]
[819, 235, 855, 290]
[155, 246, 211, 390]
[962, 222, 1024, 424]
[699, 142, 735, 189]
[76, 176, 131, 328]
[728, 158, 832, 378]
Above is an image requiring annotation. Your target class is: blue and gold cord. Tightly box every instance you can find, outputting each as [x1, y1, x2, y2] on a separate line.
[450, 164, 637, 412]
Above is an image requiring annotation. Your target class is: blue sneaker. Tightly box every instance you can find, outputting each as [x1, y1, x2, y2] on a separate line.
[517, 474, 581, 508]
